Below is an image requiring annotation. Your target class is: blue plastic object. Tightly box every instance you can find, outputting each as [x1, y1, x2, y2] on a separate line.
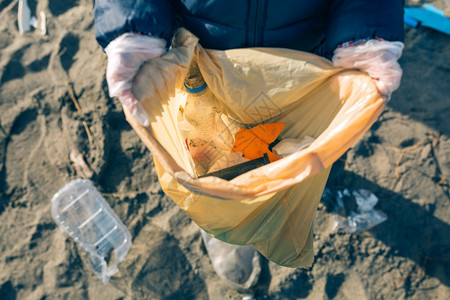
[404, 14, 420, 28]
[404, 4, 450, 35]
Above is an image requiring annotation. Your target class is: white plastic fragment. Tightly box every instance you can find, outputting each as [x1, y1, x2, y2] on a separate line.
[30, 16, 38, 28]
[325, 188, 388, 234]
[18, 0, 31, 35]
[39, 11, 47, 35]
[17, 0, 46, 36]
[272, 136, 315, 158]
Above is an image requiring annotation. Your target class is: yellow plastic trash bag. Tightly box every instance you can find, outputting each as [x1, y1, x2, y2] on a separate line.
[125, 28, 386, 268]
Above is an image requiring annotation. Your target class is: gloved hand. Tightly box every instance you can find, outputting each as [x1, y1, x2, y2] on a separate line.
[332, 39, 404, 100]
[105, 33, 167, 126]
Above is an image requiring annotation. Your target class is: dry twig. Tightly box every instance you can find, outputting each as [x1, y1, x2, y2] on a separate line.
[66, 80, 93, 146]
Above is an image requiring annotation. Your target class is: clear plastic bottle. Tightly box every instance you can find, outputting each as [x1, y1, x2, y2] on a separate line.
[181, 60, 234, 175]
[51, 179, 131, 284]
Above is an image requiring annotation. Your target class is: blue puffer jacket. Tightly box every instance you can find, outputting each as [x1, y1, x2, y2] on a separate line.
[94, 0, 404, 58]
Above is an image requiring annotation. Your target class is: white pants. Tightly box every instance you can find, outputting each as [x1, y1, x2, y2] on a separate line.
[200, 229, 261, 293]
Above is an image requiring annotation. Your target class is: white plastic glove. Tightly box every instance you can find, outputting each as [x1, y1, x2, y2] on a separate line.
[332, 39, 404, 100]
[105, 33, 167, 126]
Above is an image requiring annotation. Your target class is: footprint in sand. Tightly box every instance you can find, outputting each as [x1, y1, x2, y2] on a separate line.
[325, 272, 368, 299]
[58, 32, 80, 72]
[325, 273, 346, 299]
[4, 108, 41, 196]
[0, 30, 13, 50]
[27, 53, 51, 73]
[0, 46, 28, 84]
[1, 44, 51, 85]
[124, 224, 208, 299]
[0, 280, 16, 300]
[48, 0, 79, 17]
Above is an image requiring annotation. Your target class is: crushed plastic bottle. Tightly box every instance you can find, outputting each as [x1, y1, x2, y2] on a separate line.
[51, 179, 131, 284]
[322, 188, 387, 234]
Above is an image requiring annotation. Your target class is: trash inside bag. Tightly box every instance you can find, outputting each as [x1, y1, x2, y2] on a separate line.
[322, 188, 388, 233]
[272, 136, 315, 158]
[51, 179, 132, 284]
[126, 28, 387, 268]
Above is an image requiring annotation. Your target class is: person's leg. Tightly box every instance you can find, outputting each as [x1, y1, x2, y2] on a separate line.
[200, 230, 261, 295]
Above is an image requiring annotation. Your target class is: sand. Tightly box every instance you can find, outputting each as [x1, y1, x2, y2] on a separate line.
[0, 0, 449, 299]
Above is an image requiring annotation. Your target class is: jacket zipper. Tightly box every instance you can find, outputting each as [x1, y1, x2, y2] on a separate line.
[254, 0, 260, 46]
[247, 0, 266, 47]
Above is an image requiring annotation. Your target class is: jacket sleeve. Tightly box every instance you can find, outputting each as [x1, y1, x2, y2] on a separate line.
[94, 0, 174, 50]
[325, 0, 404, 55]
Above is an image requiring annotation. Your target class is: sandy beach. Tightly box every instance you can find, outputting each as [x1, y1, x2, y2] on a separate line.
[0, 0, 449, 299]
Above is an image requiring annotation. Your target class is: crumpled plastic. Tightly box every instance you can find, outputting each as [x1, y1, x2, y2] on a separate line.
[105, 33, 167, 126]
[272, 137, 315, 158]
[332, 39, 404, 99]
[125, 28, 387, 268]
[322, 188, 388, 233]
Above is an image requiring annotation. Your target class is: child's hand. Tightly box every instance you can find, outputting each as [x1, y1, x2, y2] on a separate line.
[105, 33, 166, 126]
[332, 39, 404, 100]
